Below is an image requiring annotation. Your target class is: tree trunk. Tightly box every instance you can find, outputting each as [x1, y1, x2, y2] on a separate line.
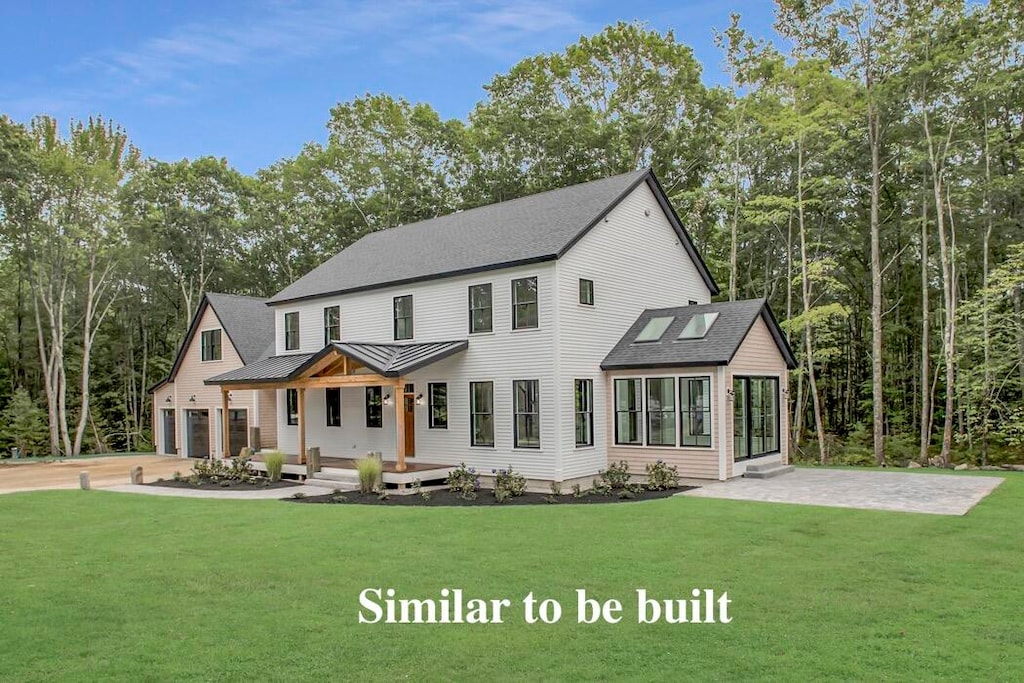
[919, 183, 930, 463]
[869, 103, 885, 465]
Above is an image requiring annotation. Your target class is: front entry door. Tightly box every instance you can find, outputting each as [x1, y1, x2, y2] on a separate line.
[403, 394, 415, 457]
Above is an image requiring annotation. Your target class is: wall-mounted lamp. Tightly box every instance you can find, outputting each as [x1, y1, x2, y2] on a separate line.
[228, 392, 233, 403]
[781, 387, 789, 396]
[415, 393, 424, 406]
[726, 388, 735, 401]
[383, 393, 392, 406]
[188, 395, 196, 403]
[164, 396, 172, 403]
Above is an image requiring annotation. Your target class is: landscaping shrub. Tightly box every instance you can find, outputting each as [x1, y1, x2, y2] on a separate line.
[264, 452, 285, 482]
[599, 460, 632, 489]
[229, 456, 255, 483]
[645, 460, 680, 490]
[493, 465, 527, 502]
[446, 463, 479, 499]
[355, 456, 382, 494]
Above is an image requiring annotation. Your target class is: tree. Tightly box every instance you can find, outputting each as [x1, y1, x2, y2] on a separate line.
[1, 388, 49, 457]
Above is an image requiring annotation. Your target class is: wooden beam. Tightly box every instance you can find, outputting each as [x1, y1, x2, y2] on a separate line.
[297, 387, 306, 465]
[301, 375, 393, 388]
[316, 356, 349, 377]
[221, 389, 231, 458]
[298, 350, 345, 379]
[395, 379, 407, 473]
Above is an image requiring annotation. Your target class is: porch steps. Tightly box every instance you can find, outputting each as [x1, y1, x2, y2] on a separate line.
[304, 478, 358, 491]
[743, 463, 795, 479]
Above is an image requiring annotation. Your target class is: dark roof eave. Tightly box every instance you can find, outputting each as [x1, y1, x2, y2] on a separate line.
[601, 360, 729, 371]
[267, 255, 559, 306]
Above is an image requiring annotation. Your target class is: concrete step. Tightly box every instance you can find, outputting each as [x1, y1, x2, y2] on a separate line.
[316, 468, 360, 483]
[304, 478, 358, 491]
[743, 463, 795, 479]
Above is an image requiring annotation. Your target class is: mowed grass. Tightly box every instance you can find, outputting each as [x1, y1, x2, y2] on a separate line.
[0, 474, 1021, 681]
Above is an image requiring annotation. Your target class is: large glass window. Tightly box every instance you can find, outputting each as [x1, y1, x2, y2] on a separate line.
[284, 312, 300, 350]
[393, 295, 413, 340]
[733, 376, 779, 459]
[470, 382, 494, 447]
[680, 377, 712, 447]
[324, 306, 341, 344]
[646, 378, 676, 446]
[513, 379, 540, 448]
[201, 329, 222, 361]
[468, 284, 492, 333]
[326, 387, 341, 427]
[365, 386, 383, 428]
[614, 379, 642, 445]
[286, 389, 298, 426]
[512, 277, 538, 329]
[428, 382, 447, 429]
[574, 379, 593, 447]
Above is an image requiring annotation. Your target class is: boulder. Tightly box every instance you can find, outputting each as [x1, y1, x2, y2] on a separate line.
[129, 465, 143, 484]
[954, 463, 969, 471]
[908, 461, 922, 469]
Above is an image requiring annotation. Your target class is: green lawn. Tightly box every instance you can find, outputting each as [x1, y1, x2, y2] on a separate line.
[1, 475, 1021, 681]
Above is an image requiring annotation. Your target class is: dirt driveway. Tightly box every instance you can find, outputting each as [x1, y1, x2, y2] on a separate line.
[0, 455, 192, 494]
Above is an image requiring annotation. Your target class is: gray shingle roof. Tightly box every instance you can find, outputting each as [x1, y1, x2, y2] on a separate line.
[267, 169, 718, 304]
[600, 299, 797, 370]
[205, 340, 469, 385]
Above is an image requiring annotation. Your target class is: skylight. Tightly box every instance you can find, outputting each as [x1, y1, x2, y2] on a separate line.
[635, 316, 674, 342]
[678, 312, 719, 340]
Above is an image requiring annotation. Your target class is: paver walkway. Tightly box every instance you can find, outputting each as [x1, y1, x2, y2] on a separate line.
[103, 483, 329, 499]
[682, 468, 1004, 515]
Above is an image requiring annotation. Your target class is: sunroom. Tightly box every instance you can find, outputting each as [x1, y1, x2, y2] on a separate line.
[600, 299, 796, 480]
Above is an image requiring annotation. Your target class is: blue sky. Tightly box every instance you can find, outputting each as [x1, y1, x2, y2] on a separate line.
[1, 1, 775, 174]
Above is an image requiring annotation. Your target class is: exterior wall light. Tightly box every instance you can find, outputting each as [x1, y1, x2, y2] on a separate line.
[383, 393, 392, 406]
[415, 394, 424, 406]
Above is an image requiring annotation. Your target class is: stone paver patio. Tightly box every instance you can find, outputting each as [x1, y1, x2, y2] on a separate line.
[682, 468, 1004, 515]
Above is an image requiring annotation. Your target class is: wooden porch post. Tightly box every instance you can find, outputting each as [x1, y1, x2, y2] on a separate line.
[221, 389, 231, 458]
[297, 387, 307, 465]
[394, 381, 407, 472]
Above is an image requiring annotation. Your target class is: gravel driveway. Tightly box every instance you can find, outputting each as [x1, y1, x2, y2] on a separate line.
[682, 468, 1004, 515]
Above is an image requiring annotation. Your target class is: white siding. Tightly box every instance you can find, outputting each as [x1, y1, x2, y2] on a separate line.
[554, 180, 712, 480]
[273, 263, 561, 479]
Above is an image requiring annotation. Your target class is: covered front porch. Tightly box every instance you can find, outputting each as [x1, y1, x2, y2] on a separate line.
[205, 340, 468, 475]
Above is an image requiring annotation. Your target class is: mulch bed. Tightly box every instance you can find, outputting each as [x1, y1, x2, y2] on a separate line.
[285, 486, 696, 506]
[144, 478, 300, 491]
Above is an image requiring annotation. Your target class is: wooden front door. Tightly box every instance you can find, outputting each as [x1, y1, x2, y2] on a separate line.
[403, 394, 415, 457]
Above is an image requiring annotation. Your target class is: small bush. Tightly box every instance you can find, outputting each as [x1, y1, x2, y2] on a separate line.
[618, 489, 636, 500]
[543, 495, 559, 504]
[229, 456, 255, 482]
[571, 483, 584, 499]
[625, 482, 645, 495]
[172, 471, 182, 482]
[591, 478, 612, 496]
[264, 452, 285, 482]
[355, 456, 382, 494]
[446, 463, 479, 499]
[493, 465, 527, 500]
[600, 460, 632, 489]
[376, 484, 389, 501]
[645, 460, 680, 490]
[549, 481, 562, 496]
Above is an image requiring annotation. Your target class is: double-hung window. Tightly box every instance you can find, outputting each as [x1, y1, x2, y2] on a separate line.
[512, 277, 538, 329]
[470, 382, 494, 447]
[614, 379, 643, 445]
[393, 296, 413, 340]
[324, 306, 340, 344]
[468, 284, 492, 333]
[201, 329, 222, 361]
[284, 312, 300, 351]
[574, 379, 593, 447]
[646, 378, 676, 446]
[680, 377, 712, 447]
[513, 379, 540, 448]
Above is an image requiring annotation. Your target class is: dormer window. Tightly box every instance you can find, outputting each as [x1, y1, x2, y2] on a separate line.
[678, 312, 719, 339]
[201, 329, 222, 361]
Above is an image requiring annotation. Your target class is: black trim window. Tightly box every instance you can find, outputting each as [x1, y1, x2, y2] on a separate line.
[284, 312, 300, 350]
[680, 377, 712, 447]
[201, 329, 222, 361]
[512, 277, 538, 329]
[470, 382, 494, 447]
[733, 376, 779, 460]
[646, 378, 676, 446]
[575, 379, 594, 447]
[394, 295, 413, 340]
[513, 379, 540, 448]
[614, 379, 642, 445]
[326, 387, 341, 427]
[365, 386, 383, 428]
[468, 283, 492, 334]
[286, 389, 298, 426]
[579, 279, 594, 306]
[324, 306, 340, 344]
[429, 382, 447, 429]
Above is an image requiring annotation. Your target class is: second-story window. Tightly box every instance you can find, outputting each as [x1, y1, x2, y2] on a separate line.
[512, 276, 538, 330]
[324, 305, 340, 344]
[394, 295, 413, 340]
[284, 312, 300, 351]
[579, 279, 594, 306]
[200, 329, 222, 361]
[468, 283, 492, 334]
